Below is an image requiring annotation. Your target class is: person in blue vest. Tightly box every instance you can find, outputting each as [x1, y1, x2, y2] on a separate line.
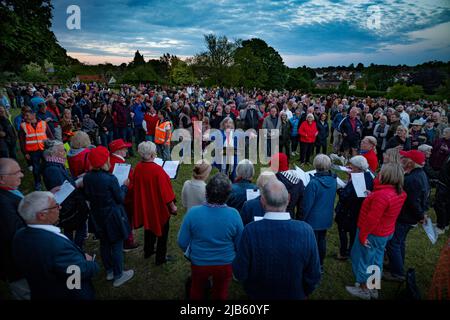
[12, 191, 99, 300]
[233, 179, 321, 299]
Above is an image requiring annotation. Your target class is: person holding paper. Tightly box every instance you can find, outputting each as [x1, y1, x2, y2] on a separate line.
[108, 139, 139, 252]
[233, 179, 321, 299]
[226, 160, 257, 213]
[240, 171, 277, 226]
[181, 162, 212, 211]
[131, 141, 177, 265]
[178, 173, 244, 300]
[346, 163, 406, 300]
[335, 156, 374, 261]
[83, 146, 135, 287]
[301, 154, 336, 273]
[41, 140, 88, 250]
[385, 150, 430, 282]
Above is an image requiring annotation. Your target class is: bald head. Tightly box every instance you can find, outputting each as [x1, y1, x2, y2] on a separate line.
[0, 158, 23, 190]
[0, 158, 19, 175]
[261, 179, 289, 212]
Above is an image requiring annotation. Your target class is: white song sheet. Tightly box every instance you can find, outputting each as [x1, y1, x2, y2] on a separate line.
[351, 172, 368, 197]
[163, 161, 180, 179]
[112, 163, 131, 186]
[54, 180, 75, 204]
[246, 189, 260, 201]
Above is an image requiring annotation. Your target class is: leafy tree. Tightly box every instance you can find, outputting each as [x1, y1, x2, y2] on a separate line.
[131, 50, 146, 67]
[285, 67, 314, 91]
[21, 62, 48, 82]
[169, 59, 196, 85]
[387, 84, 424, 101]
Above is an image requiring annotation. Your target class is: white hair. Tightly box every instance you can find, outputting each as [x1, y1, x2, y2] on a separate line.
[18, 191, 54, 223]
[418, 144, 433, 153]
[256, 171, 276, 189]
[236, 159, 255, 180]
[349, 155, 369, 171]
[138, 141, 157, 161]
[313, 154, 331, 171]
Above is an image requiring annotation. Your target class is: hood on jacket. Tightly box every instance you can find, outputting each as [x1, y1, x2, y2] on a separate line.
[67, 145, 94, 157]
[314, 171, 336, 189]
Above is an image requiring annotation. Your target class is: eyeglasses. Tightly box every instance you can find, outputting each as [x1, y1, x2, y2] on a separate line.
[0, 169, 23, 176]
[41, 205, 61, 212]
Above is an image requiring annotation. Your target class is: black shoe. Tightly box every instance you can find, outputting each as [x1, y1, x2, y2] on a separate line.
[123, 242, 140, 252]
[144, 251, 155, 259]
[382, 271, 405, 282]
[155, 255, 175, 266]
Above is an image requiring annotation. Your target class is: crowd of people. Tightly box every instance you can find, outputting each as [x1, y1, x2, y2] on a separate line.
[0, 81, 449, 300]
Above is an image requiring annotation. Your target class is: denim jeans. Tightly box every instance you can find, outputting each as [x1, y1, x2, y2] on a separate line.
[134, 126, 145, 148]
[99, 131, 113, 148]
[291, 135, 299, 153]
[314, 230, 327, 267]
[386, 222, 413, 277]
[100, 239, 124, 280]
[338, 227, 356, 257]
[157, 143, 171, 161]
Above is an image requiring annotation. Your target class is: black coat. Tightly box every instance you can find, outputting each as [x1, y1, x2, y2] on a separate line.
[397, 168, 430, 225]
[386, 136, 411, 151]
[276, 171, 305, 220]
[315, 120, 329, 145]
[0, 189, 26, 282]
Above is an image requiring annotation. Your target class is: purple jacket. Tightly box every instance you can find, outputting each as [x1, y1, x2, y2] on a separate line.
[430, 138, 450, 170]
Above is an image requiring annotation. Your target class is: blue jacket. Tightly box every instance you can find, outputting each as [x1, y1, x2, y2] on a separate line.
[302, 171, 337, 230]
[83, 170, 130, 243]
[132, 102, 146, 127]
[12, 227, 99, 300]
[240, 196, 264, 226]
[338, 116, 363, 144]
[42, 161, 75, 191]
[332, 112, 345, 130]
[289, 115, 300, 136]
[227, 180, 257, 213]
[316, 120, 329, 144]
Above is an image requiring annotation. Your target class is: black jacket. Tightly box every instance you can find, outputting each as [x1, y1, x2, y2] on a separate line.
[0, 189, 26, 282]
[397, 168, 430, 225]
[276, 171, 305, 220]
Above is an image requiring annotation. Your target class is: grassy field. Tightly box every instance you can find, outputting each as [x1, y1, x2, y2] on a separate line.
[1, 109, 448, 300]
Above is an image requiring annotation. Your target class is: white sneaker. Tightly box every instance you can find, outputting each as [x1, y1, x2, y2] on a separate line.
[345, 285, 371, 300]
[436, 227, 446, 235]
[113, 270, 134, 287]
[106, 271, 114, 281]
[28, 166, 33, 172]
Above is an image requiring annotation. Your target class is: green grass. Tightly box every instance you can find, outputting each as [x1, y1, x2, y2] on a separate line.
[1, 108, 447, 300]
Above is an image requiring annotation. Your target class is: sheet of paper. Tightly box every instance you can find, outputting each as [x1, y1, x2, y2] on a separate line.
[337, 165, 352, 172]
[306, 170, 316, 176]
[163, 160, 180, 179]
[422, 217, 438, 244]
[246, 189, 260, 201]
[154, 158, 164, 166]
[112, 163, 131, 186]
[54, 180, 75, 204]
[295, 166, 310, 186]
[254, 216, 263, 222]
[351, 172, 368, 197]
[337, 177, 347, 189]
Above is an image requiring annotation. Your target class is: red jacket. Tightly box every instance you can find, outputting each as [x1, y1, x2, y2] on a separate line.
[143, 113, 158, 136]
[363, 149, 378, 172]
[298, 121, 318, 143]
[357, 182, 407, 244]
[67, 148, 91, 178]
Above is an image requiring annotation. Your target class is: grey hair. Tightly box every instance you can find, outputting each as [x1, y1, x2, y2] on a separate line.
[206, 173, 232, 205]
[261, 179, 289, 212]
[418, 144, 433, 153]
[349, 155, 369, 171]
[313, 154, 331, 171]
[444, 127, 450, 135]
[18, 191, 54, 223]
[256, 171, 277, 189]
[43, 140, 64, 158]
[236, 159, 254, 180]
[138, 141, 157, 161]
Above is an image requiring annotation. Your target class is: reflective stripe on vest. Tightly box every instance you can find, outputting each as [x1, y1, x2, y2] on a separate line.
[22, 121, 47, 152]
[154, 120, 172, 145]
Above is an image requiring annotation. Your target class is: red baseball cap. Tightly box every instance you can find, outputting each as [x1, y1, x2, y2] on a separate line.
[109, 139, 132, 153]
[399, 150, 425, 166]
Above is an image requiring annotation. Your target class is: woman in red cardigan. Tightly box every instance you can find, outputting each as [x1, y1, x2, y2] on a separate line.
[345, 163, 407, 300]
[360, 136, 379, 173]
[298, 114, 318, 165]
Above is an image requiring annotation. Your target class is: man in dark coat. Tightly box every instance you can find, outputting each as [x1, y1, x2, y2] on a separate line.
[12, 191, 99, 300]
[0, 158, 28, 299]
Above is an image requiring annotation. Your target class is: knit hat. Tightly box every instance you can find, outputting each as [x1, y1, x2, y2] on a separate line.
[399, 150, 425, 166]
[269, 153, 289, 172]
[88, 146, 110, 169]
[193, 162, 212, 180]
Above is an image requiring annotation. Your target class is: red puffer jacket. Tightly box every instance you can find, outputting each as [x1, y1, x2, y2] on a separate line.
[357, 182, 407, 244]
[298, 120, 318, 143]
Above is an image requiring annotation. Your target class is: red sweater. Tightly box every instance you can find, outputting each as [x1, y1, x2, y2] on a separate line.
[144, 113, 159, 136]
[298, 121, 318, 143]
[67, 148, 91, 178]
[363, 149, 378, 172]
[357, 182, 407, 244]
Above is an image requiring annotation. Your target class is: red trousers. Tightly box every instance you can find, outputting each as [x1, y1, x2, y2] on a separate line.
[190, 264, 232, 300]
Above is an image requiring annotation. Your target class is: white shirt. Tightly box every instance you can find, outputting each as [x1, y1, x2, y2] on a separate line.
[263, 212, 291, 221]
[400, 111, 410, 128]
[28, 224, 69, 240]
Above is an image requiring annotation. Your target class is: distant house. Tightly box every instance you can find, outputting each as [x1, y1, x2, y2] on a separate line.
[315, 80, 341, 89]
[76, 75, 106, 83]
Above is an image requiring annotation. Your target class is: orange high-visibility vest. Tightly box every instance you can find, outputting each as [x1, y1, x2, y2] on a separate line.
[22, 121, 47, 152]
[154, 120, 172, 145]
